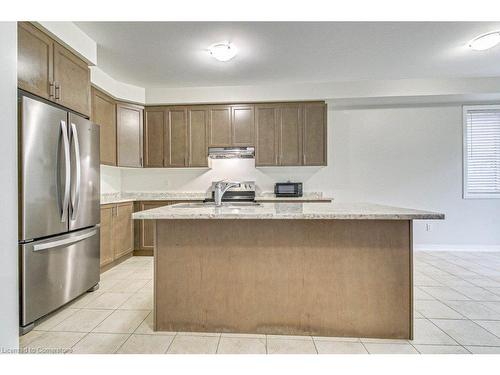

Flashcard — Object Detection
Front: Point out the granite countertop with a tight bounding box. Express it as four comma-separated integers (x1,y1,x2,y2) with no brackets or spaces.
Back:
101,192,332,204
132,202,444,221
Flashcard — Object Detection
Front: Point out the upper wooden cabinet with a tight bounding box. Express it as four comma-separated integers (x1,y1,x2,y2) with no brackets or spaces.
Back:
144,107,165,168
279,103,303,166
232,105,255,146
144,101,326,168
208,106,232,146
165,107,189,167
117,103,144,168
188,107,209,167
17,22,53,100
255,102,327,167
208,105,254,147
303,102,327,166
144,106,209,168
255,104,280,166
17,22,91,116
53,42,90,116
91,87,117,166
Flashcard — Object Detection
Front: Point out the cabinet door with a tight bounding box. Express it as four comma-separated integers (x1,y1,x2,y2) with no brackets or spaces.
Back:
231,105,254,146
117,103,144,167
53,42,90,116
165,107,188,167
138,201,172,251
100,205,114,267
17,22,54,100
303,102,327,166
279,103,303,166
144,107,165,167
91,87,116,166
188,107,208,167
113,202,133,259
255,104,279,166
208,106,231,146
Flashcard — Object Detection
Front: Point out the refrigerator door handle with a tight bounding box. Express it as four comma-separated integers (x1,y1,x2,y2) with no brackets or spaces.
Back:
70,123,81,221
60,121,71,223
32,228,98,252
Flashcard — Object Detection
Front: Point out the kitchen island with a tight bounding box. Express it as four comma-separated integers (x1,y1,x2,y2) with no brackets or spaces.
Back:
133,202,443,339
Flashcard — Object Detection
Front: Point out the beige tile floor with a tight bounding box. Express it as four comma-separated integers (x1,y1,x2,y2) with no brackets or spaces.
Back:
19,251,500,354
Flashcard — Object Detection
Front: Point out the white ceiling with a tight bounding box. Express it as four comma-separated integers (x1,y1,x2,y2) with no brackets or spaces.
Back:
75,22,500,88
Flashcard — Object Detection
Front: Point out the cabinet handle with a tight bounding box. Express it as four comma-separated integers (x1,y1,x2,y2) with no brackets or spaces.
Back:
55,82,61,100
49,82,55,98
140,156,143,167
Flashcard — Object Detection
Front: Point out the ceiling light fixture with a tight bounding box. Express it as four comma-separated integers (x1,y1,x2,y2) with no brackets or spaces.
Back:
208,41,237,62
469,31,500,51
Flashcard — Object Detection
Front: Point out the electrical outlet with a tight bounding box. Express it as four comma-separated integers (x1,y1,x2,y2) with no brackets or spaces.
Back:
425,223,431,232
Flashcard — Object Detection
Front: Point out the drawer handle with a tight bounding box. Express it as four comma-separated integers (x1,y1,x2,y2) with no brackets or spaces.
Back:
33,229,98,252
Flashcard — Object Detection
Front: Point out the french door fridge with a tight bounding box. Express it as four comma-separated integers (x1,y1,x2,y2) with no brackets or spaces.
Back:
18,94,101,332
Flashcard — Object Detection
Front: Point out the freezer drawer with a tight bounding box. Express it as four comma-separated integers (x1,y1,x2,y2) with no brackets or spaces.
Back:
20,226,100,326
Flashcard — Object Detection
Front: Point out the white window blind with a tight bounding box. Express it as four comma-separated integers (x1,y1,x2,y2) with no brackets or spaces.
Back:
463,105,500,199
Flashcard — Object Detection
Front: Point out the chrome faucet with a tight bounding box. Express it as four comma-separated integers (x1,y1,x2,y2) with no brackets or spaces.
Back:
214,180,241,206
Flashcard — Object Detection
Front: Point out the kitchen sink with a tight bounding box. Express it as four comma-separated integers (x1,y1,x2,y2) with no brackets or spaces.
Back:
172,202,261,208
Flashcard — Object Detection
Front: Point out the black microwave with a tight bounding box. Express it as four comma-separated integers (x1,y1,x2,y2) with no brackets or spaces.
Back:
274,182,303,197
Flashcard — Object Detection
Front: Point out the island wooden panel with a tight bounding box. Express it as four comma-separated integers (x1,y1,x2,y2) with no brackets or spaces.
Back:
154,219,413,339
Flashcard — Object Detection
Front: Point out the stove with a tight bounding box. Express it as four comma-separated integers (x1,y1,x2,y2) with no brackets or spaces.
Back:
204,181,256,203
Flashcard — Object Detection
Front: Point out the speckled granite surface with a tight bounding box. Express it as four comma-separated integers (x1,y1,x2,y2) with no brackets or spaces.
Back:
100,191,332,204
132,202,444,220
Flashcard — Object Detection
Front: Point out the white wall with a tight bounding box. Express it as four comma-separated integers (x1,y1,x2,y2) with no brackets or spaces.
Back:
0,22,19,350
115,104,500,250
146,77,500,105
91,67,146,104
36,22,97,65
330,105,500,250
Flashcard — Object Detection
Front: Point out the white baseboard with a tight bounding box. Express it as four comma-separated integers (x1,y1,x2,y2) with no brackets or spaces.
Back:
414,244,500,252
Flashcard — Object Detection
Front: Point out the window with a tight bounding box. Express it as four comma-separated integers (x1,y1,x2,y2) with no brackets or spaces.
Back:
463,105,500,199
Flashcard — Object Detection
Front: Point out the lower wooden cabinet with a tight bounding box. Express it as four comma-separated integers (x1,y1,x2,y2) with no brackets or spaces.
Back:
134,201,172,252
100,205,114,267
134,200,204,253
100,202,134,268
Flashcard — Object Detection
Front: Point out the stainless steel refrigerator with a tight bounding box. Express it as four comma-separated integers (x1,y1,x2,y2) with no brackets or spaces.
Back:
18,94,100,333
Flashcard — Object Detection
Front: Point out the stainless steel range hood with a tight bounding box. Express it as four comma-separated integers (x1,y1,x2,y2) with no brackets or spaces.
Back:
208,146,255,159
